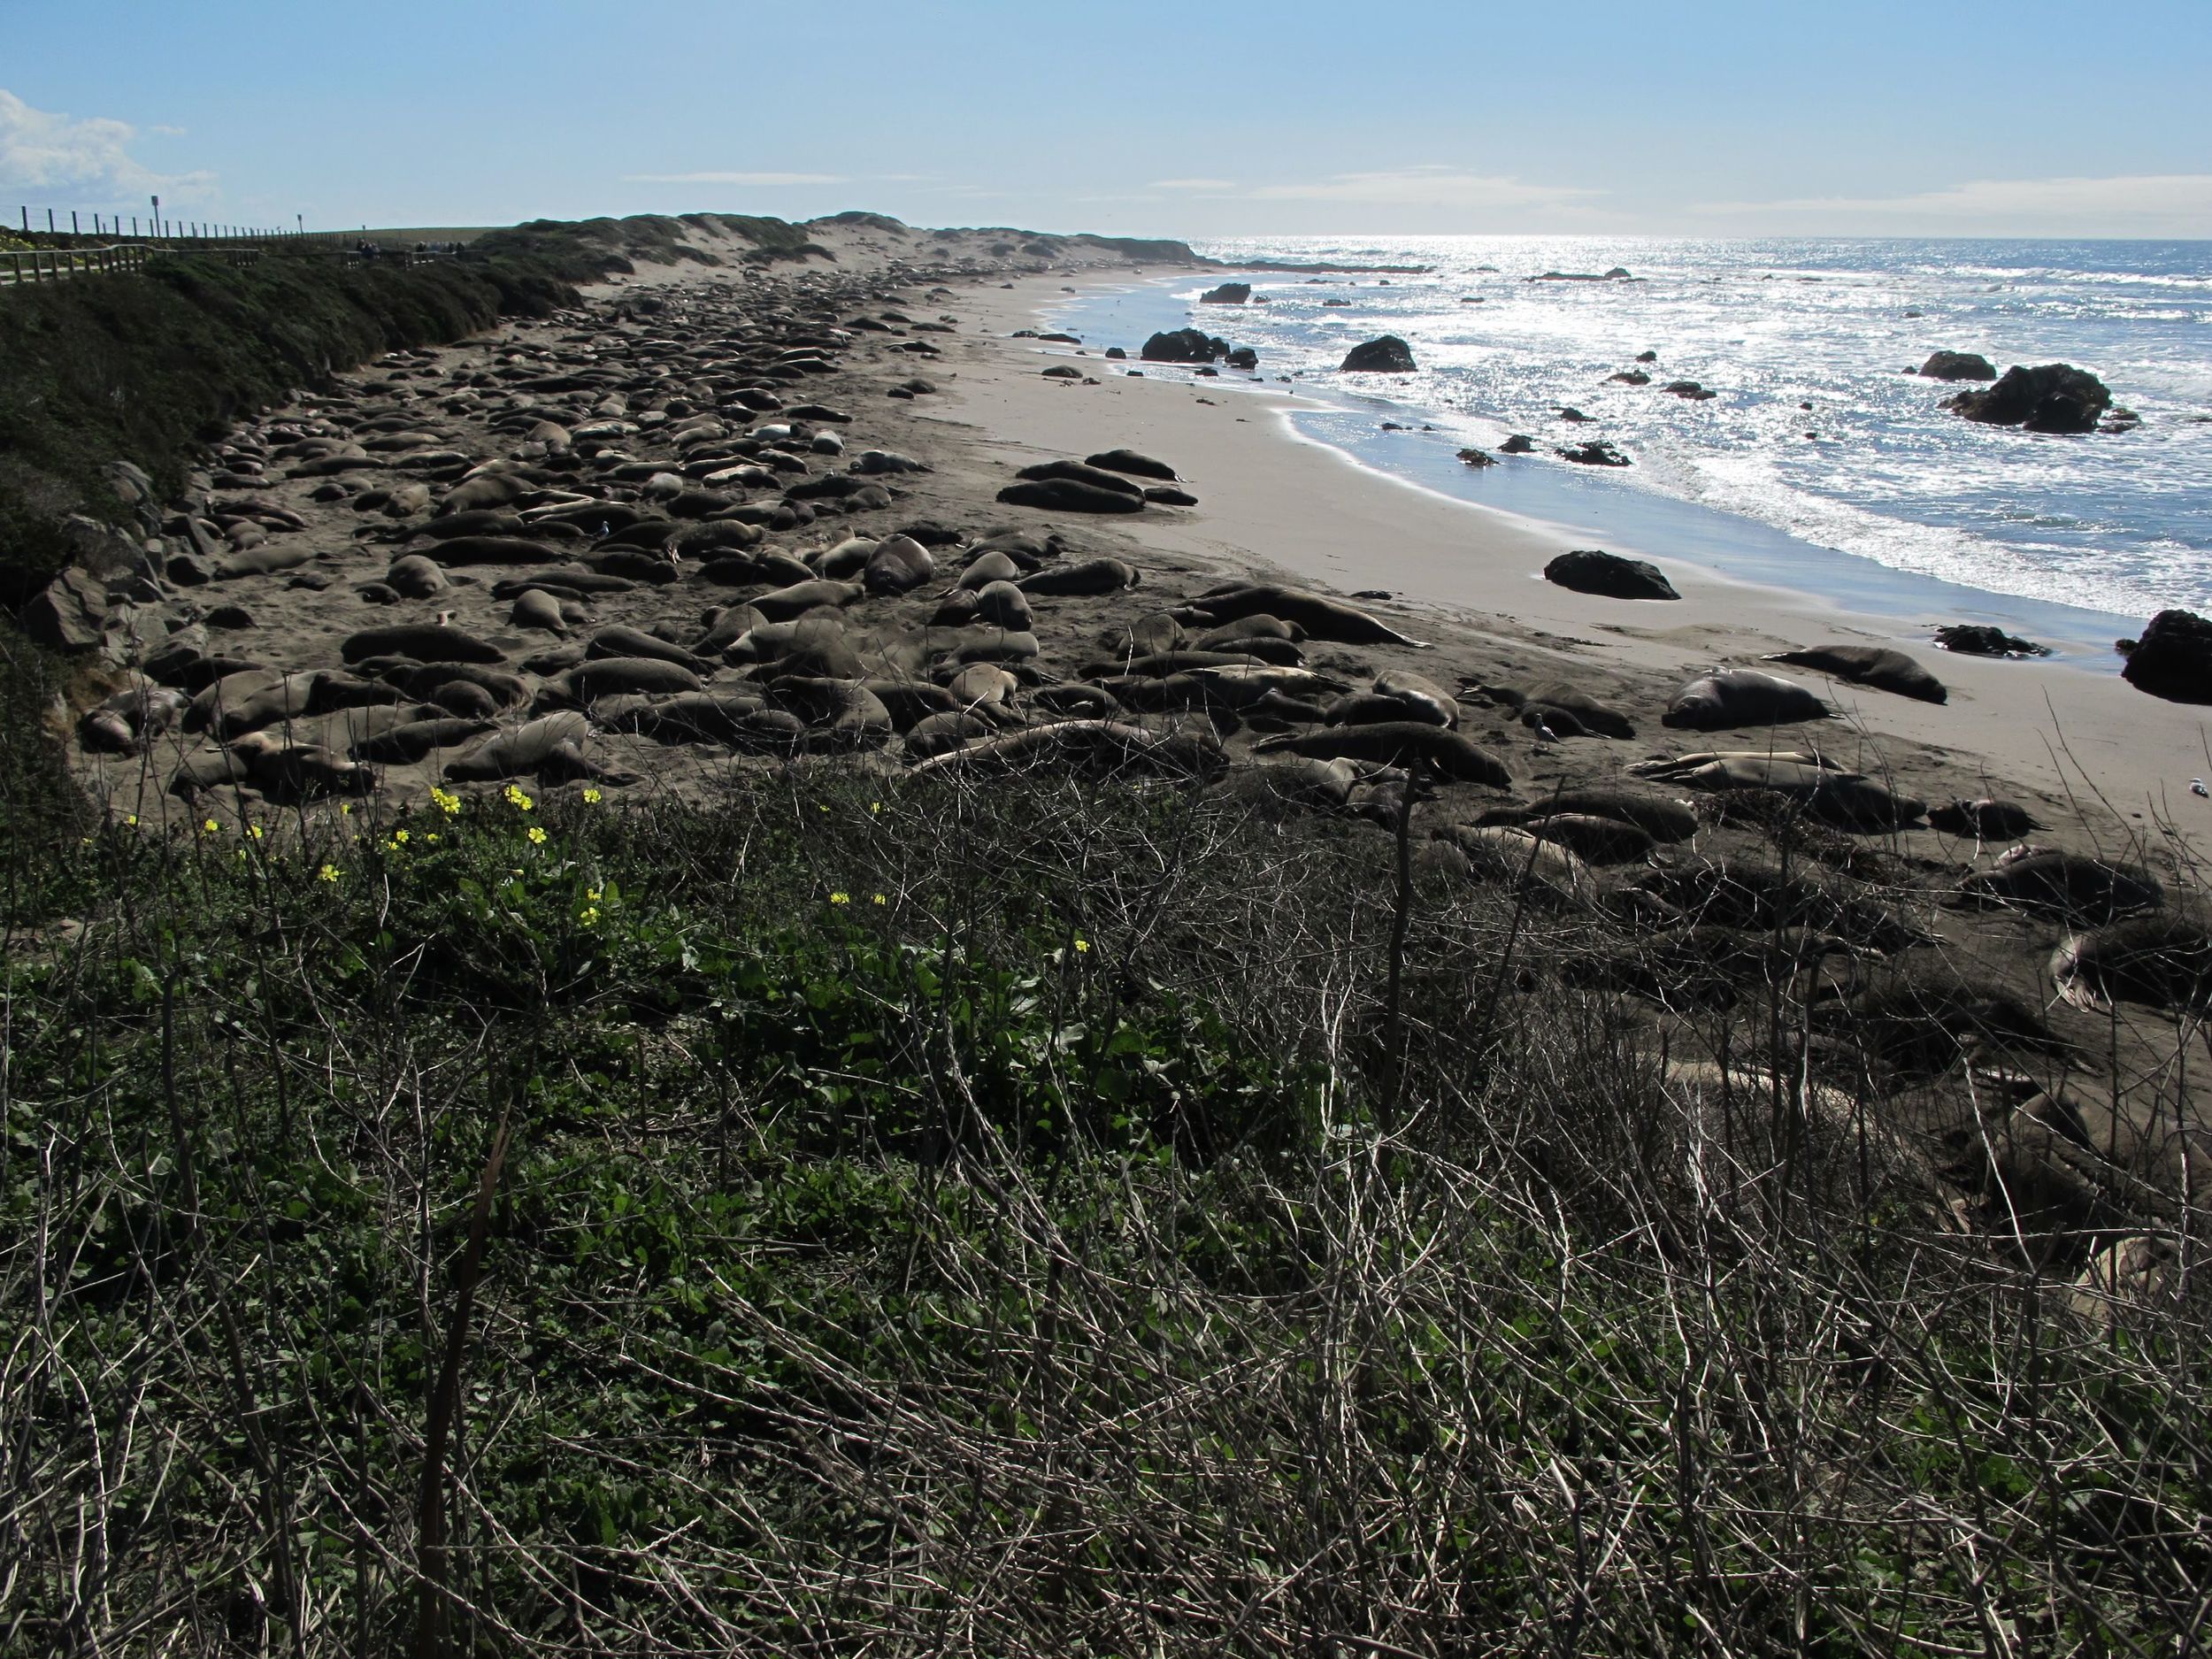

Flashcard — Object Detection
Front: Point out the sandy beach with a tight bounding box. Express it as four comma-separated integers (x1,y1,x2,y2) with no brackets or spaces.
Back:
917,270,2212,856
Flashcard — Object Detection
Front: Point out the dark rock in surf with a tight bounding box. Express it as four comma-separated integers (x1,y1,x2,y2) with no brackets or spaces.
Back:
2118,609,2212,704
1919,351,1997,382
1934,625,2048,658
1544,549,1678,602
1340,335,1417,373
1141,328,1227,364
1944,364,2112,434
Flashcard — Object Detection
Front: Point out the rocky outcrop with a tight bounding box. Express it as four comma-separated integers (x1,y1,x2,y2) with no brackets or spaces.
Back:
1141,328,1228,364
1933,625,2049,658
1919,350,1996,382
1944,364,2113,434
22,566,111,652
1340,335,1416,373
2118,610,2212,703
1544,549,1678,601
1225,346,1258,370
1199,282,1251,304
1530,267,1632,282
1556,441,1632,467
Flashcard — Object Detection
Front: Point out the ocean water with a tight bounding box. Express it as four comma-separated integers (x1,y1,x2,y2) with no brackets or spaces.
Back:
1046,236,2212,655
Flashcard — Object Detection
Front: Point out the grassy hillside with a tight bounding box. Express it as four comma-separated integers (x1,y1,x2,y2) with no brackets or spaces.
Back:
4,750,2207,1654
0,212,842,609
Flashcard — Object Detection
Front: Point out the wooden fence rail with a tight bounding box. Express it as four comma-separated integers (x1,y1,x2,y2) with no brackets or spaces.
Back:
0,243,155,286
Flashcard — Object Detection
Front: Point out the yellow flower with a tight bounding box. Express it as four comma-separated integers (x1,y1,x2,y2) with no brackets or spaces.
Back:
1073,938,1090,954
393,828,409,844
582,787,603,804
124,814,137,827
870,801,880,813
430,787,461,815
828,891,849,905
319,864,340,883
249,825,265,841
504,784,534,812
201,818,219,835
527,826,549,846
586,888,602,902
871,893,887,905
425,833,439,843
578,906,601,926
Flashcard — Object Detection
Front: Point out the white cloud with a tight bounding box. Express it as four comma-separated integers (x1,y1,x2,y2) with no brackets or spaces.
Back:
1150,177,1237,192
1248,165,1600,211
1696,173,2212,233
624,170,849,186
0,88,213,203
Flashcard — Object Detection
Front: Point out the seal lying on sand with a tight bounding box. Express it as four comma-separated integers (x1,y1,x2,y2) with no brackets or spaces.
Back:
1256,722,1511,787
909,719,1224,780
1928,799,2043,839
2051,915,2212,1013
1959,849,2164,923
1662,670,1830,730
1179,583,1427,649
1766,646,1947,705
1471,680,1635,740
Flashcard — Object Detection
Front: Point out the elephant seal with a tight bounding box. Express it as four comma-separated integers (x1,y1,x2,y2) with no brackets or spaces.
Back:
905,710,998,758
551,658,705,704
1662,670,1829,730
351,717,496,764
1086,648,1286,680
1084,449,1179,481
1766,645,1947,705
385,554,449,598
1430,825,1590,900
996,478,1146,514
1180,583,1426,649
341,624,504,667
750,578,864,621
1635,754,1923,830
1195,613,1303,649
1329,671,1458,729
864,680,960,733
586,626,707,672
691,605,771,658
1522,813,1657,864
1256,723,1511,787
615,693,774,746
956,550,1028,589
1033,683,1120,720
381,663,532,711
700,549,818,588
1959,849,2163,923
227,731,375,801
421,535,562,567
214,543,315,580
492,568,635,599
444,712,593,781
1014,460,1145,498
1473,681,1635,741
510,588,572,634
1928,799,2043,839
1486,787,1698,845
438,472,532,515
910,719,1225,780
2052,916,2212,1014
1018,558,1142,596
864,534,936,595
766,678,895,749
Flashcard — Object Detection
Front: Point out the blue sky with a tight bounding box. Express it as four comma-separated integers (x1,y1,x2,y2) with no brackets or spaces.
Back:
4,0,2209,239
